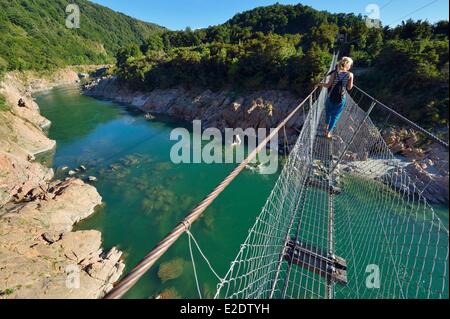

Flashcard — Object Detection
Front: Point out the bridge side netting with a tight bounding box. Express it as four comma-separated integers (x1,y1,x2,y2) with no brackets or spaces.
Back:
331,91,449,299
215,71,449,299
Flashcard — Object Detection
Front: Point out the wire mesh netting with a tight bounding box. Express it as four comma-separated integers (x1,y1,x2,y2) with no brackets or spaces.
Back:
215,56,449,299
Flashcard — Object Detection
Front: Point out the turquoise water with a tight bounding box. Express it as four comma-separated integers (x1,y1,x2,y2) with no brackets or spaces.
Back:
36,85,449,299
36,85,279,299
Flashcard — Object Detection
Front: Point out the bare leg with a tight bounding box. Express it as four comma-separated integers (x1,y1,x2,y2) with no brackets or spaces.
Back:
325,126,332,139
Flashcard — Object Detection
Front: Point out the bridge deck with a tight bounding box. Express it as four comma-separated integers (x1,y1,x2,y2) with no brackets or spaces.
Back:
272,126,338,299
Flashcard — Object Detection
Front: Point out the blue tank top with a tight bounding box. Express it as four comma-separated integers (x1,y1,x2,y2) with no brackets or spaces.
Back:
333,72,350,88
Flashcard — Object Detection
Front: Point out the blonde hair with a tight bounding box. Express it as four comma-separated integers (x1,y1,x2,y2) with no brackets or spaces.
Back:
338,57,354,71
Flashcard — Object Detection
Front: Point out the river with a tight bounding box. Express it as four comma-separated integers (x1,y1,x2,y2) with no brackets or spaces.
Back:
36,85,449,299
36,85,279,299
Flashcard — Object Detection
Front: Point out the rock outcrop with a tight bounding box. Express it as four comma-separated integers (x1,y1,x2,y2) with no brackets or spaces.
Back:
0,179,124,299
0,147,53,206
0,69,81,130
382,128,449,205
0,70,124,299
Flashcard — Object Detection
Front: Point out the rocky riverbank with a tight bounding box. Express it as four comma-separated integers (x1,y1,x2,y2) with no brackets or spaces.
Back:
0,69,124,299
382,128,449,205
83,76,303,147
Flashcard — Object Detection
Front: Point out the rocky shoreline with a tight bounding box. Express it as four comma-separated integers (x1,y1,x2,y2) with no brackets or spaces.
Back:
382,128,449,205
0,69,124,299
83,76,304,148
84,77,449,205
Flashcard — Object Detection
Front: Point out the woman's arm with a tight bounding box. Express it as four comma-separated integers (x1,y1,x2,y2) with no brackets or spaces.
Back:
317,73,336,89
347,72,354,91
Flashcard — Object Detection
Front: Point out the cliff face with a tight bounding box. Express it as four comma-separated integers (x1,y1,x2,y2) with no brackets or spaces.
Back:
0,70,124,299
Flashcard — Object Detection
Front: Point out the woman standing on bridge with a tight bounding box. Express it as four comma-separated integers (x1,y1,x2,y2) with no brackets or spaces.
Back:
317,57,354,139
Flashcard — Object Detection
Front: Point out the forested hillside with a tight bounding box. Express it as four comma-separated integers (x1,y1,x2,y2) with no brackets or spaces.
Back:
114,4,448,127
115,4,345,94
0,0,164,72
358,20,449,127
114,3,383,93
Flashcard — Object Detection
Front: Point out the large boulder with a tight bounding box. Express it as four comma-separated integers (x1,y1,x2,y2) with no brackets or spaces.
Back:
0,149,53,206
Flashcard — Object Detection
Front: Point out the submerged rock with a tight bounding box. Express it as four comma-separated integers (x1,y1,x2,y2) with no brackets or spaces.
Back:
203,284,215,299
154,162,172,172
134,179,150,192
201,213,215,230
109,163,121,171
155,287,180,299
120,155,141,167
141,186,176,215
157,258,185,283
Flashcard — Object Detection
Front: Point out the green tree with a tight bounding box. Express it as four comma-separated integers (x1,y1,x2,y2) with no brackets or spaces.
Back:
116,44,143,68
433,21,449,37
141,34,164,54
307,23,339,50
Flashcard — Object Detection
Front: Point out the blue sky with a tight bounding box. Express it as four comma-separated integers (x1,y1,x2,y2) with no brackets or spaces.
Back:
91,0,449,30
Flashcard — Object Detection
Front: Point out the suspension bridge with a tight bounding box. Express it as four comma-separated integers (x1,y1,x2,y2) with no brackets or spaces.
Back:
104,53,449,299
